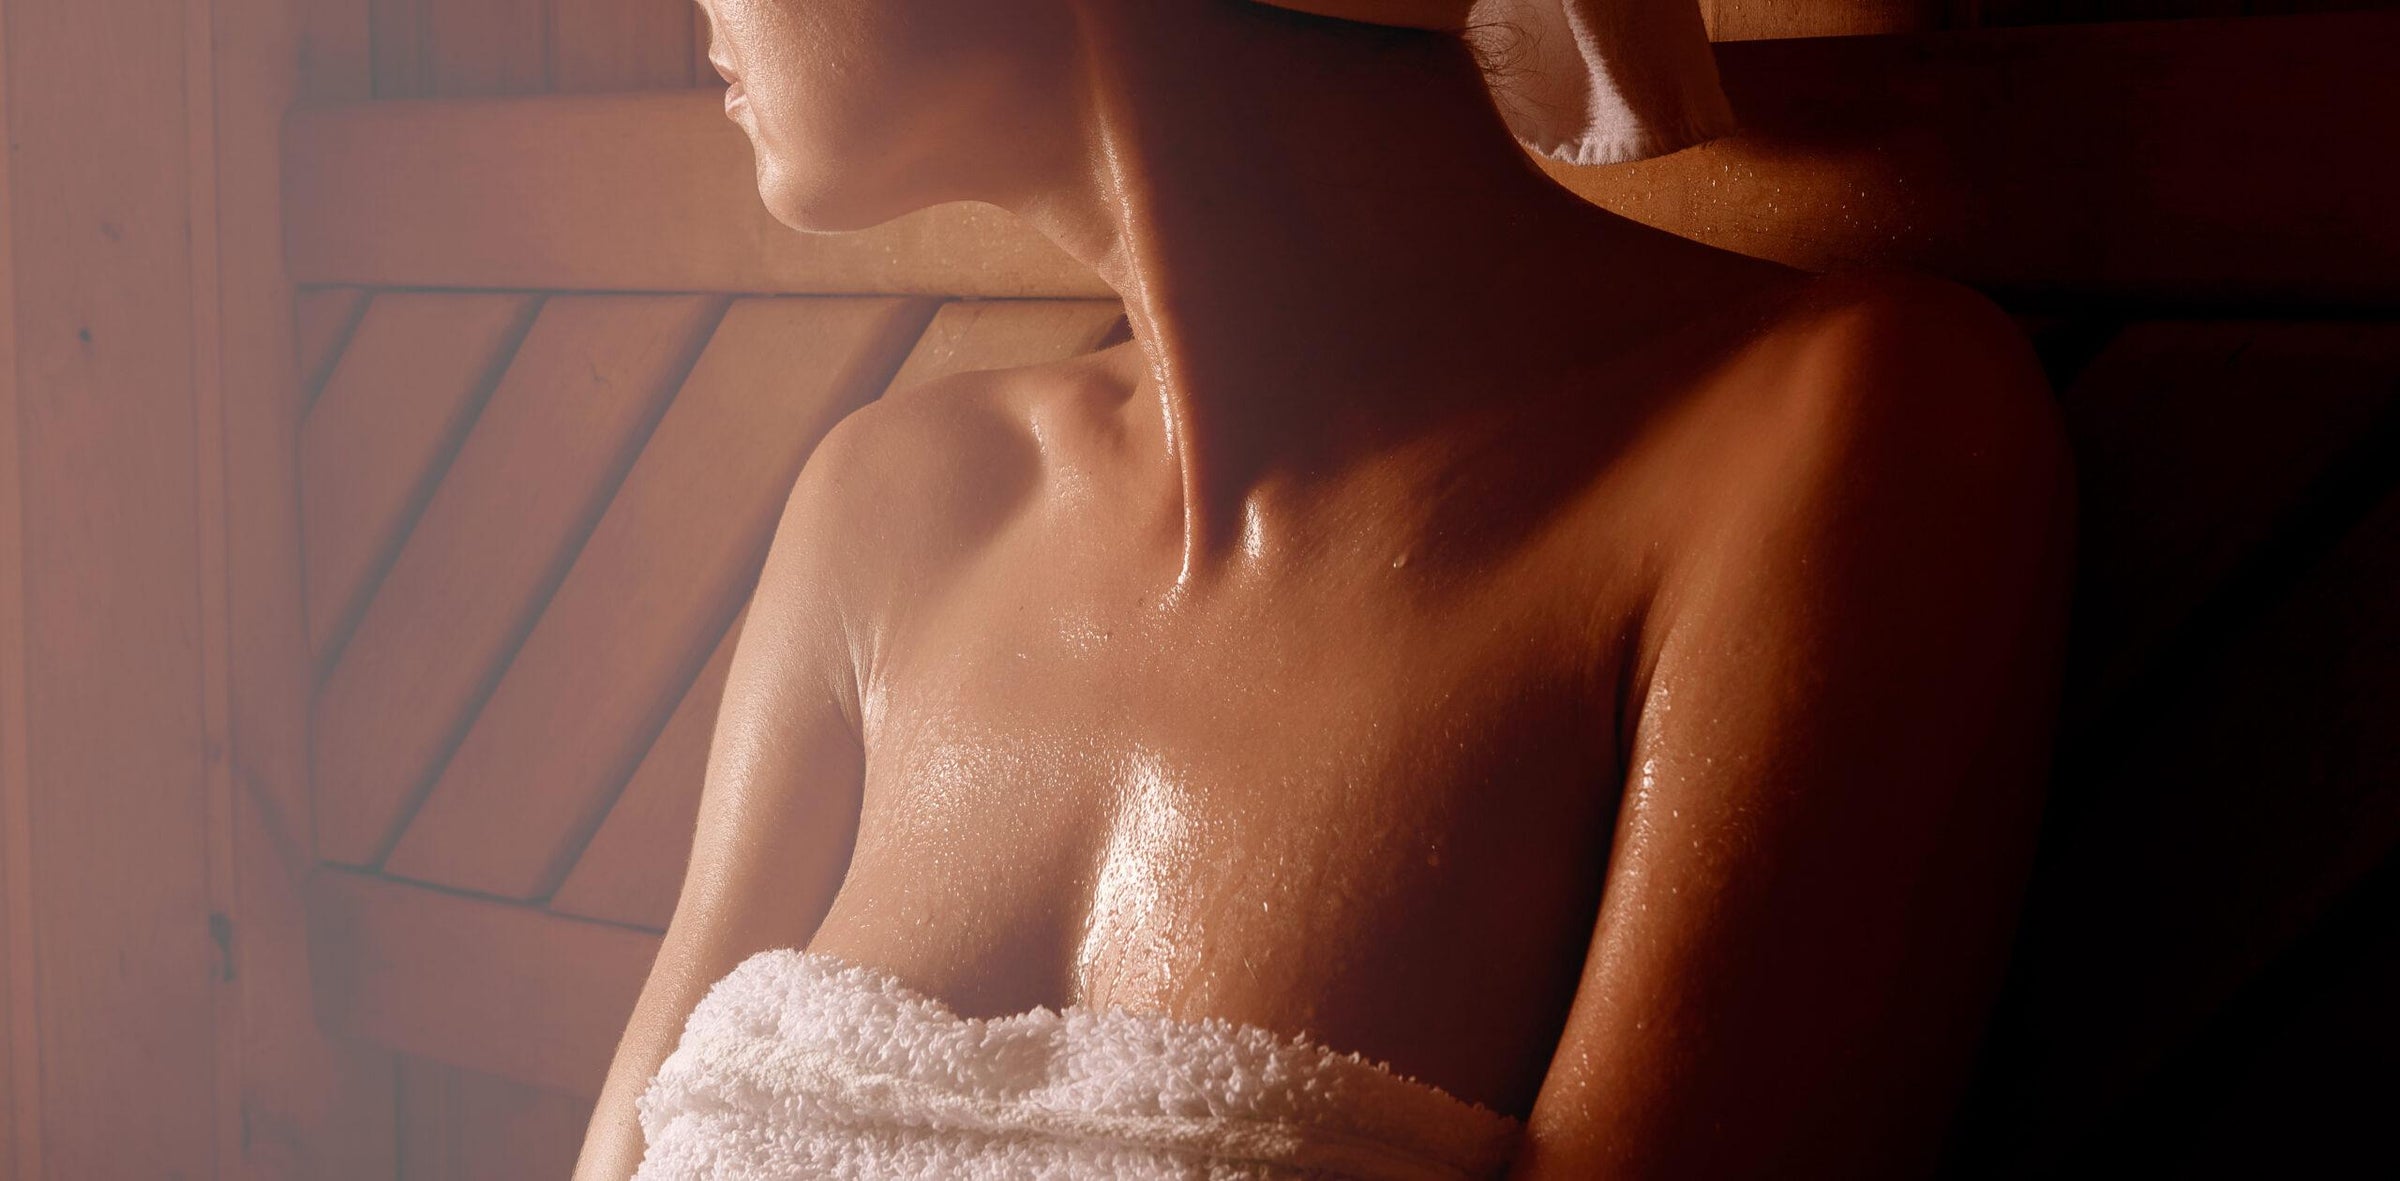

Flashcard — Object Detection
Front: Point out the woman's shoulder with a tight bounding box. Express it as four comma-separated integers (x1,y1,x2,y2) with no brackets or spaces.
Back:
1632,262,2075,623
761,347,1123,610
1679,264,2066,484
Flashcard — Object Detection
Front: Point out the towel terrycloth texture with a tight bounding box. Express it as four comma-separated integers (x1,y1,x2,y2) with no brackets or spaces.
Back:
633,948,1524,1180
1265,0,1738,165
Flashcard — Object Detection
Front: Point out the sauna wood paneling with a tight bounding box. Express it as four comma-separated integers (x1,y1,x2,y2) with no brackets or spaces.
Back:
293,286,372,408
548,605,749,930
302,0,373,102
284,89,1114,298
312,295,724,868
308,869,657,1097
423,0,547,98
399,1056,596,1181
301,292,541,664
1970,475,2400,1170
370,0,423,99
0,0,229,1172
383,296,935,901
2056,322,2400,727
545,298,1127,930
220,1,409,1172
285,13,2400,309
553,0,696,93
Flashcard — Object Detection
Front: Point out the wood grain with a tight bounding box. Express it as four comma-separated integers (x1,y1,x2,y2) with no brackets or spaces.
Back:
311,295,724,868
383,296,934,900
286,13,2400,309
284,88,1113,297
1,0,223,1171
398,1056,596,1181
546,604,748,931
301,0,374,103
307,868,658,1098
423,0,546,98
370,0,423,99
301,292,541,665
293,286,372,409
553,0,695,93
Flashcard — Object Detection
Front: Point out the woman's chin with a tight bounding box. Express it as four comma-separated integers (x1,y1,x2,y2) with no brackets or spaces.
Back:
756,163,925,236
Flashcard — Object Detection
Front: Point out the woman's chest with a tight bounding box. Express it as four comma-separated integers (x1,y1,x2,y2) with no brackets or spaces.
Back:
807,560,1637,1110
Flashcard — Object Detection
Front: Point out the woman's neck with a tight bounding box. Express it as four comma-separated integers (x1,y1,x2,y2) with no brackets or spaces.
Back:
1003,4,1693,588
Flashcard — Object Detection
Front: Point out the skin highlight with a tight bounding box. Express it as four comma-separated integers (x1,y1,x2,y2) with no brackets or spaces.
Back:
574,3,2077,1178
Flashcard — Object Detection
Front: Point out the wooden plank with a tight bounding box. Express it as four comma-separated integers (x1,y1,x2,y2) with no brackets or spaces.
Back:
547,296,1129,930
422,0,546,98
887,299,1129,391
1969,476,2400,1170
287,13,2400,308
307,869,658,1098
284,88,1112,297
301,292,540,665
218,0,405,1174
2056,322,2400,727
301,0,374,103
384,296,933,900
453,1070,597,1180
370,0,423,99
553,0,695,93
547,604,747,930
311,295,725,868
0,3,33,1167
396,1056,462,1179
2,0,228,1172
294,285,372,409
398,1057,596,1181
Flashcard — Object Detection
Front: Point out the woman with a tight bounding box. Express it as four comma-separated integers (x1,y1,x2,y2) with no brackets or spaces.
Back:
576,1,2076,1177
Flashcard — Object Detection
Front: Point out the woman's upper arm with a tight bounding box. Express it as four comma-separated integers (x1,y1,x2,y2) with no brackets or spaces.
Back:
1510,285,2078,1179
572,427,874,1181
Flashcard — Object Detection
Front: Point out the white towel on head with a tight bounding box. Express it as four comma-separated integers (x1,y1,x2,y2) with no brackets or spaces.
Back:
1469,0,1737,165
633,948,1525,1179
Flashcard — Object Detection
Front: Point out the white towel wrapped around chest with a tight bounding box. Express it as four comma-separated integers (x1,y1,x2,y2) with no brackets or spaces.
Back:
633,949,1524,1180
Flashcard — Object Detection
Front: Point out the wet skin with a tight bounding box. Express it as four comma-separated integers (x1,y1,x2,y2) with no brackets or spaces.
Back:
577,3,2078,1179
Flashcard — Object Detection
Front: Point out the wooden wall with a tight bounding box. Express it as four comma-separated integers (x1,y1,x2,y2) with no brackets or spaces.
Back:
278,3,2400,1179
0,0,408,1177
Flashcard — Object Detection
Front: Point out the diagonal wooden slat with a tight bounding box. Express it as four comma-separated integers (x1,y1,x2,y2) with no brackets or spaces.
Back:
543,298,1129,931
2056,322,2400,728
306,869,656,1099
383,296,935,900
546,603,748,931
301,292,540,666
312,294,726,868
286,13,2400,308
552,0,695,93
293,286,371,408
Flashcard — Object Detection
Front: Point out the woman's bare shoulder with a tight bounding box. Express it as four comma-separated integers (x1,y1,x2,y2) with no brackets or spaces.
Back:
751,350,1114,626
